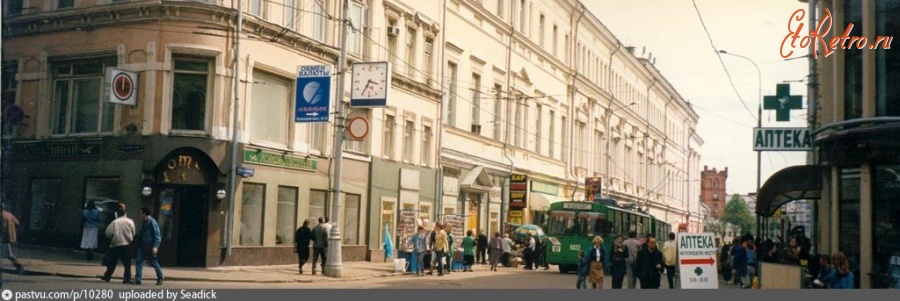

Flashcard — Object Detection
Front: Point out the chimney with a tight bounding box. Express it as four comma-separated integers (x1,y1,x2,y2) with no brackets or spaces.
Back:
704,165,708,171
626,46,635,55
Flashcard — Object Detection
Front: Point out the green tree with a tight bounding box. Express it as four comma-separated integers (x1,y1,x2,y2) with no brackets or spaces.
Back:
722,194,754,236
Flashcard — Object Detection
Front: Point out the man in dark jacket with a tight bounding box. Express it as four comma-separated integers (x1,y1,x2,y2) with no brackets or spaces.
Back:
476,229,488,265
311,217,329,275
295,220,313,274
134,207,163,285
636,235,665,289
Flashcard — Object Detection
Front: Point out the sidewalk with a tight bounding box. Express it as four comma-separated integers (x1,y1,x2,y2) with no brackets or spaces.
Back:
0,244,402,283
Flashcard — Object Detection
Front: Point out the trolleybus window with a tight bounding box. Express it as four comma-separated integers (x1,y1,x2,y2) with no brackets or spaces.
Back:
548,211,575,235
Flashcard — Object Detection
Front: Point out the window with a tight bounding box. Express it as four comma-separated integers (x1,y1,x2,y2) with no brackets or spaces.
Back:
420,204,431,221
564,34,570,64
240,183,265,246
594,130,602,171
58,0,73,9
51,59,116,135
539,14,545,47
576,121,586,167
4,0,22,15
250,0,263,16
406,27,417,77
844,0,863,120
344,194,360,245
493,84,502,140
552,25,558,56
250,70,290,146
309,189,327,227
519,0,526,32
876,1,900,117
30,179,62,231
422,125,432,166
839,168,861,275
497,0,504,19
490,212,499,236
348,3,366,57
2,63,17,137
313,0,328,42
343,104,367,153
171,57,210,131
514,97,522,147
471,74,481,129
309,123,326,152
425,38,435,84
388,19,399,66
383,114,395,159
549,110,555,158
284,0,297,30
276,186,298,245
561,116,568,161
403,119,414,163
445,62,457,126
535,103,542,153
381,200,396,247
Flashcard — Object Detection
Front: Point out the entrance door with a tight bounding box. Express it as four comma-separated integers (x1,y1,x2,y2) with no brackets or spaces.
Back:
157,186,208,267
467,194,480,234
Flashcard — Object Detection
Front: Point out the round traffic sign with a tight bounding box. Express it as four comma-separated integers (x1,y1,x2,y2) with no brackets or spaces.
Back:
347,117,369,140
112,72,135,100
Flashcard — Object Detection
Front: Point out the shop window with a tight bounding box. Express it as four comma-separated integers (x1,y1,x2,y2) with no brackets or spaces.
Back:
343,193,360,245
839,168,861,275
240,183,265,246
84,177,121,228
309,189,327,227
29,179,62,231
276,186,298,245
382,200,396,247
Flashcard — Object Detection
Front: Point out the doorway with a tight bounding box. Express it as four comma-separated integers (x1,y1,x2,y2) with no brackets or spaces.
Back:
157,186,209,267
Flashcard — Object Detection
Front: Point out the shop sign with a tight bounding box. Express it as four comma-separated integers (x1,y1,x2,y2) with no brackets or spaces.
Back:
509,174,528,209
11,142,102,158
243,149,317,172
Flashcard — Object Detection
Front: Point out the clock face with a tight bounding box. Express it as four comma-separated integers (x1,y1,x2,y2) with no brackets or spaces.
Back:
351,62,389,100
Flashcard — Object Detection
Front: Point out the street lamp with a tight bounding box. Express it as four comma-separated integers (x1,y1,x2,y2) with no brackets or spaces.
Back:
718,49,762,238
604,101,637,200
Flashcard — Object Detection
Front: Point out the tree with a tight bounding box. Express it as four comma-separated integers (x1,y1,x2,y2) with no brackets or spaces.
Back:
722,194,754,237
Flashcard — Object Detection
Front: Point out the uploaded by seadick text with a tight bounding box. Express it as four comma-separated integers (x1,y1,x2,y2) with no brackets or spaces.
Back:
3,289,216,301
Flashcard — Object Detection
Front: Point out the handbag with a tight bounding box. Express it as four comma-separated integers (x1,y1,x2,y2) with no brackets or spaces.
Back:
101,254,112,266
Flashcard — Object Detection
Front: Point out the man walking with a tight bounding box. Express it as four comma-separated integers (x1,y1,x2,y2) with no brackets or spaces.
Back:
101,205,135,284
311,217,328,275
294,220,312,274
623,231,641,288
636,235,665,289
433,223,448,276
134,207,164,285
501,234,513,267
663,232,678,289
1,210,24,274
476,229,488,265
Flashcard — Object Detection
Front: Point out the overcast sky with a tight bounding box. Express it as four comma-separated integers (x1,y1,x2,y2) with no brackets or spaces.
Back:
585,0,811,195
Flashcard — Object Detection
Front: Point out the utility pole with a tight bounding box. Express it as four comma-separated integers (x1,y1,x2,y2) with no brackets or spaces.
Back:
225,0,244,257
325,0,350,278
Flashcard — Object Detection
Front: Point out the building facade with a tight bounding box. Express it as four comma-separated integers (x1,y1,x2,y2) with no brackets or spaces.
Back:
700,166,728,219
1,0,703,266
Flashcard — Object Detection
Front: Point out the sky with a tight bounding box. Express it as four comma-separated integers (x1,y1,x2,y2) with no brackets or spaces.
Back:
585,0,811,195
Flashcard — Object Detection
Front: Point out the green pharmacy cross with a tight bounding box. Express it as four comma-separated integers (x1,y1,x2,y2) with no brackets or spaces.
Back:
763,83,803,122
694,267,703,276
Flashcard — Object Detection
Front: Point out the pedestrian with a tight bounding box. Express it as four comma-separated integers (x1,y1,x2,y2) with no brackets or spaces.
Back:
501,233,513,268
537,237,549,270
462,230,476,272
428,226,437,275
810,254,836,288
635,235,665,289
830,252,855,289
81,201,101,261
476,229,488,265
1,209,24,274
311,217,328,275
524,234,536,270
294,219,312,274
433,223,448,276
610,234,629,289
663,232,678,289
782,236,801,266
489,231,502,271
745,235,757,280
410,226,427,276
721,242,732,283
134,207,164,286
730,237,749,288
586,236,606,289
622,230,641,288
322,217,332,235
576,251,589,289
445,225,455,274
101,205,135,284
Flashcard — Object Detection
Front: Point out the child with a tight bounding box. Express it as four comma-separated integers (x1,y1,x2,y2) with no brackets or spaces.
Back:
576,251,589,289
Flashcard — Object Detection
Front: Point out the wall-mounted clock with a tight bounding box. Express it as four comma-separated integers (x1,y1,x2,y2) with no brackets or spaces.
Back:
350,61,391,107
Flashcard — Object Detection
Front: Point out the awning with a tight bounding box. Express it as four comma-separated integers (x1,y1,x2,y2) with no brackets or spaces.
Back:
530,192,568,211
757,165,823,217
460,166,493,193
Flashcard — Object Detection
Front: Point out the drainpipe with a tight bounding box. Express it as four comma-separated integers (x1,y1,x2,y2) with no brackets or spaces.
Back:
660,96,674,210
686,128,696,230
435,0,448,220
644,79,657,207
567,4,587,200
501,0,515,228
224,0,244,258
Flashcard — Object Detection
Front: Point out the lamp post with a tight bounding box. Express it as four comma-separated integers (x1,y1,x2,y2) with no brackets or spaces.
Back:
604,101,636,200
718,50,762,238
325,0,351,278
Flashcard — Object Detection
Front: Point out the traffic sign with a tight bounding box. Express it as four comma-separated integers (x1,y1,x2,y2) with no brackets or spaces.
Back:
677,232,719,289
347,116,369,140
295,65,332,123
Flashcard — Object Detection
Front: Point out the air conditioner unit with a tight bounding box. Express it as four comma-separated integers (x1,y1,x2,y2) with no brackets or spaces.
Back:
471,124,482,134
387,26,401,37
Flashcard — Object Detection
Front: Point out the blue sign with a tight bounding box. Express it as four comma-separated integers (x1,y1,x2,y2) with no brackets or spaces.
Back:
295,65,332,123
236,166,255,178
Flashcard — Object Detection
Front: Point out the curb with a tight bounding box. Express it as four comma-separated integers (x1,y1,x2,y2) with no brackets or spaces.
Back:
2,267,404,284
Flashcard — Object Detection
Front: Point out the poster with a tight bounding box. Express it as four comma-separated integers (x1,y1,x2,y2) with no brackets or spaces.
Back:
397,210,417,252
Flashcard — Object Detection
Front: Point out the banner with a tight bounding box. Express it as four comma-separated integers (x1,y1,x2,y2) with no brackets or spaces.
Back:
509,174,527,209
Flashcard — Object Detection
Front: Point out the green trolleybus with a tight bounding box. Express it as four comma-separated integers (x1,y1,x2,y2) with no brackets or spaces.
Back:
544,199,672,273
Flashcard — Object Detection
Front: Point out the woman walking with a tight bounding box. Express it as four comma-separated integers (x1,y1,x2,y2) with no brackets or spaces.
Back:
830,252,855,289
81,201,101,261
610,234,629,289
586,236,606,289
294,220,312,274
488,232,503,271
462,230,476,272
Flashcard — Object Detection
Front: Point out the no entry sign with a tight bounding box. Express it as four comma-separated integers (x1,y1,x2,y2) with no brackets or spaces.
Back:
677,232,719,289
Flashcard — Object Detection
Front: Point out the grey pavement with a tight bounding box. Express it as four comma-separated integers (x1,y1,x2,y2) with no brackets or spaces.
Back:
0,244,400,283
